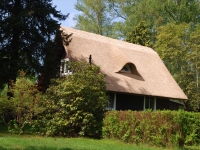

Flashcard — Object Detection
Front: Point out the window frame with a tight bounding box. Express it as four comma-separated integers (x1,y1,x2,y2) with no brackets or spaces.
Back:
106,93,116,110
143,96,156,111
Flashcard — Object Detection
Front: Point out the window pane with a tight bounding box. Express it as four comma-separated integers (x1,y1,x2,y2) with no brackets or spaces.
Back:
109,99,114,108
145,98,149,109
145,97,154,110
150,98,154,110
61,62,64,73
107,93,114,109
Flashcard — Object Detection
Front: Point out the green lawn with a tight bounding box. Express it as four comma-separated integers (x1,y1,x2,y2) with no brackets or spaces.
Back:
0,134,159,150
1,134,200,150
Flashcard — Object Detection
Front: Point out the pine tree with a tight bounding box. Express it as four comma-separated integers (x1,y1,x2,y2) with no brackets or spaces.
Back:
0,0,67,89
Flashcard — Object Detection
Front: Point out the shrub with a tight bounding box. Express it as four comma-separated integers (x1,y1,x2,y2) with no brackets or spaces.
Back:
0,84,13,124
103,110,200,147
0,71,45,133
35,62,108,138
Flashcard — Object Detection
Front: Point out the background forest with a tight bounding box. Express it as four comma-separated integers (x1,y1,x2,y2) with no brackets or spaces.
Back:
73,0,200,111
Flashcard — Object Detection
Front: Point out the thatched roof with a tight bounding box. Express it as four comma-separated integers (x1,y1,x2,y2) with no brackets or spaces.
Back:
61,26,188,100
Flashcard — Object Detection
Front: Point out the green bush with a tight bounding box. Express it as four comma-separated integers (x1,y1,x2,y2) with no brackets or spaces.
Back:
103,110,200,147
0,71,45,133
0,85,14,124
35,62,108,138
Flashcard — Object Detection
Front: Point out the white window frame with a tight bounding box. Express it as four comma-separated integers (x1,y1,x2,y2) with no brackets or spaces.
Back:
106,93,116,110
60,58,72,76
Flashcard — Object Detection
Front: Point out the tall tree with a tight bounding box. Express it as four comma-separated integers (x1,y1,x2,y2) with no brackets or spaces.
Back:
105,0,200,39
155,23,200,111
0,0,67,89
39,29,73,91
74,0,115,37
151,0,200,25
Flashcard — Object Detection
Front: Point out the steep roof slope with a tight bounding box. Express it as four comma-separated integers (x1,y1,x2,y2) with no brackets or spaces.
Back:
61,26,188,100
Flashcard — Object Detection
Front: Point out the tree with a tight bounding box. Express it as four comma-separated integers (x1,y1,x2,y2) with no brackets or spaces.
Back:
105,0,158,40
74,0,115,37
126,21,152,47
151,0,200,25
37,29,73,92
104,0,200,40
155,22,200,111
36,62,108,138
0,0,67,89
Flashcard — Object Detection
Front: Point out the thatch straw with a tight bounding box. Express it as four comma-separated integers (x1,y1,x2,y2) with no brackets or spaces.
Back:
61,26,187,100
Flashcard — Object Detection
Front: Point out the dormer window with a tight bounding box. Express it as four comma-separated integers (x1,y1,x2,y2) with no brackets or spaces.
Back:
119,63,140,76
121,64,131,73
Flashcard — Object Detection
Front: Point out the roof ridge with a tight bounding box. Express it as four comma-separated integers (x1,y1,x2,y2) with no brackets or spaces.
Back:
60,26,156,55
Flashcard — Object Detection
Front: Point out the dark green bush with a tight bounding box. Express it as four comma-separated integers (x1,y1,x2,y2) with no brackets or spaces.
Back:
35,62,108,138
103,110,200,147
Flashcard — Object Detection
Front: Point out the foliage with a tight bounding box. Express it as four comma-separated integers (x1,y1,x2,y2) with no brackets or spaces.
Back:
126,21,152,47
74,0,117,37
151,0,200,24
106,0,155,39
74,0,200,42
74,0,200,44
35,62,108,138
0,71,45,133
155,22,200,111
0,0,67,89
105,0,200,39
103,110,200,148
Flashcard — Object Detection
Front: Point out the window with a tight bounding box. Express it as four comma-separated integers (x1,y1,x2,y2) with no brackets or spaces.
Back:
108,98,114,109
60,58,72,76
61,61,65,73
121,64,131,73
144,96,156,111
119,63,140,76
106,93,116,110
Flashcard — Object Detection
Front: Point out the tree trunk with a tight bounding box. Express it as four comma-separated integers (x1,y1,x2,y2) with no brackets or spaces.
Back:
7,0,21,97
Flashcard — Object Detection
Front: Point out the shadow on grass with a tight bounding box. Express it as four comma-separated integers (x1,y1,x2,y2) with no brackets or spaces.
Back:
0,146,74,150
182,147,200,150
0,146,7,150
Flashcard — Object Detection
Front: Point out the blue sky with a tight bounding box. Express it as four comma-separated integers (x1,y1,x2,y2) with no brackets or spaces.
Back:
52,0,79,27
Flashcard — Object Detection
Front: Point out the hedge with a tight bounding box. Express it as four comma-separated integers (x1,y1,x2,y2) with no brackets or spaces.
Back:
103,110,200,147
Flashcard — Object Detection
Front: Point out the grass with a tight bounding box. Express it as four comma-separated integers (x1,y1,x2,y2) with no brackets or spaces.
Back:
1,133,200,150
0,134,161,150
0,135,173,150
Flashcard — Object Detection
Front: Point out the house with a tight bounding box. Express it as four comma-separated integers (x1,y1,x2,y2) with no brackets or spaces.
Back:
59,26,188,111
